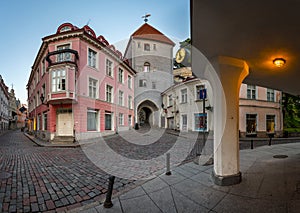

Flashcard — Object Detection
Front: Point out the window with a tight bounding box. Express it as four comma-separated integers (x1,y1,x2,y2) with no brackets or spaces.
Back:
118,90,124,106
246,114,257,134
119,113,124,125
37,91,40,106
52,70,66,92
89,78,98,99
266,115,275,133
42,112,47,130
128,96,132,109
128,75,132,89
153,44,156,50
144,62,150,72
87,109,99,131
60,26,71,32
144,43,150,51
105,112,112,130
57,44,71,62
181,88,187,103
196,85,205,100
139,79,147,87
267,89,275,102
247,85,256,99
118,68,124,83
42,60,46,76
36,69,40,83
37,114,41,131
106,59,113,77
88,48,97,68
106,85,113,103
42,84,46,98
168,95,173,107
137,42,141,48
152,82,156,89
182,114,187,131
194,113,207,131
128,115,132,126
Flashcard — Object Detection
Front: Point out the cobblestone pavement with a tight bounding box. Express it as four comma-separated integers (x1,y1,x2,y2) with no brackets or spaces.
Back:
0,129,205,212
0,131,138,212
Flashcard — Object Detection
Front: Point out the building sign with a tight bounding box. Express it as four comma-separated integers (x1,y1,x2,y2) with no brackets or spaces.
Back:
199,88,207,100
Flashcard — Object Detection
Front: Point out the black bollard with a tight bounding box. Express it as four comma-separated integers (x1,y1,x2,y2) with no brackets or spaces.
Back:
250,139,254,149
103,176,115,208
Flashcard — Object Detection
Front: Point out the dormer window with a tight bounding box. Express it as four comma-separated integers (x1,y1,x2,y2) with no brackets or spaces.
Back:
60,26,71,33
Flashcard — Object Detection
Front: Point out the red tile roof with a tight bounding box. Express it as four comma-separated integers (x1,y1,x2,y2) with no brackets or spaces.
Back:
131,23,174,46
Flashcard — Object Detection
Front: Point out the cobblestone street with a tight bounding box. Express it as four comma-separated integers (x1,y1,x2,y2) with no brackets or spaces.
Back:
0,129,204,212
0,131,138,212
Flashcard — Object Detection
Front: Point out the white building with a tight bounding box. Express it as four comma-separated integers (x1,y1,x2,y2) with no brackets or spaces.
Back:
124,22,174,127
161,77,213,132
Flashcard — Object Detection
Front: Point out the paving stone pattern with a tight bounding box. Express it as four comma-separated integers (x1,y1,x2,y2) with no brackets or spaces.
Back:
0,131,136,212
0,129,206,212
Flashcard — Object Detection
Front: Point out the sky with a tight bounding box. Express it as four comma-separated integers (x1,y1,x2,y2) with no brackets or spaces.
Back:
0,0,190,104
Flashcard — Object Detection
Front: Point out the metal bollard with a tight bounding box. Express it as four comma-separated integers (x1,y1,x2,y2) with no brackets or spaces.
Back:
251,139,254,149
165,153,171,175
103,176,115,208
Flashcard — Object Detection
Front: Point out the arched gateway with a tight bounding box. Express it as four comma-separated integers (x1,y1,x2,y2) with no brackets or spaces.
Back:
136,100,159,127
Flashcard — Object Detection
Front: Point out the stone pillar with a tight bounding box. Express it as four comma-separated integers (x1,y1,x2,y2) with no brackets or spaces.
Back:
211,56,249,185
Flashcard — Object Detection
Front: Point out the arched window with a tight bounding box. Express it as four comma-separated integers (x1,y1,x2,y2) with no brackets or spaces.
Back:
144,62,150,72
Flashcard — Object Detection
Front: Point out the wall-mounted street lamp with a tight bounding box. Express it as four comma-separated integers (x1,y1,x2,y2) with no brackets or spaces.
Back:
205,105,213,112
40,93,48,106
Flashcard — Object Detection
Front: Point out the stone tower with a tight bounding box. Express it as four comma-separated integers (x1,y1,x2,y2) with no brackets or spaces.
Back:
124,23,175,127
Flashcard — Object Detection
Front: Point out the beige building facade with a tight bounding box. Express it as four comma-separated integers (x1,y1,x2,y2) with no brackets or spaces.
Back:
161,75,282,138
239,83,282,137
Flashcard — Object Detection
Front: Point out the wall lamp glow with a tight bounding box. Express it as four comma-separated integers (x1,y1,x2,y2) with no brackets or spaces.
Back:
273,58,286,67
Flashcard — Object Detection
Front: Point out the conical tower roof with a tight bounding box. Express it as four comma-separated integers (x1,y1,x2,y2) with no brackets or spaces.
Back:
131,23,174,46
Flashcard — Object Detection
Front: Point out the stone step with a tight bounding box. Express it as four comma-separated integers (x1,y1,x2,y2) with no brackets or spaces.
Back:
52,136,74,143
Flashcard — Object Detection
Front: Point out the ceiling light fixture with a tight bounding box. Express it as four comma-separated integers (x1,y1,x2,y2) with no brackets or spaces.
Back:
273,58,286,67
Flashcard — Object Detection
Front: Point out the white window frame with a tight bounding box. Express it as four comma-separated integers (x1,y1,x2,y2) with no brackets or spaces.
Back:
247,85,256,100
106,58,113,77
182,114,187,131
42,112,47,131
88,48,97,68
88,77,98,99
128,75,132,89
144,62,150,72
128,95,132,109
118,90,124,106
87,109,99,131
51,69,66,92
118,68,124,83
267,89,275,102
106,84,113,103
181,88,187,103
139,79,147,87
119,113,124,126
57,44,71,62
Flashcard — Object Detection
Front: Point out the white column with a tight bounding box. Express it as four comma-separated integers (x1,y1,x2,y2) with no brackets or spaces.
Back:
211,56,249,185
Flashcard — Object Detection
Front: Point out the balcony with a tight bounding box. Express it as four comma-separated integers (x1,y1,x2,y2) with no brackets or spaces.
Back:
46,49,79,67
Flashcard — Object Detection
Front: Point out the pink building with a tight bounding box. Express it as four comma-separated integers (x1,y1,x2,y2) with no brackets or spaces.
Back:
27,23,136,143
239,83,283,137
